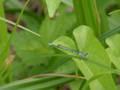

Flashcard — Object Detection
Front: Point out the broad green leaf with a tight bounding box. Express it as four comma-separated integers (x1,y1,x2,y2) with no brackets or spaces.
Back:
106,34,120,56
106,34,120,70
52,25,116,90
39,12,76,44
52,36,76,55
73,26,116,90
45,0,61,17
13,32,53,66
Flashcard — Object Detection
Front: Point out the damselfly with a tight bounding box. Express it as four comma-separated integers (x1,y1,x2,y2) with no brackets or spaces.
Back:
49,43,88,60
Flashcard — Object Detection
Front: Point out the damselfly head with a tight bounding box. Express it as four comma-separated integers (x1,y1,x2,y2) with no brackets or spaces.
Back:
79,52,88,60
48,43,54,46
48,43,58,47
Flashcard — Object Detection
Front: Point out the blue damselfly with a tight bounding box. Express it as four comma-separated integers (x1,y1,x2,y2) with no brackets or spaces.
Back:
49,43,88,59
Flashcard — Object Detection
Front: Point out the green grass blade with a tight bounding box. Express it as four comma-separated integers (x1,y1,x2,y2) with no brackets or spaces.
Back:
0,77,73,90
0,0,9,84
0,17,40,37
73,0,101,36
